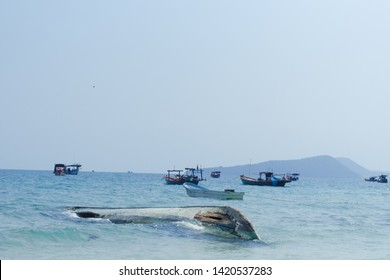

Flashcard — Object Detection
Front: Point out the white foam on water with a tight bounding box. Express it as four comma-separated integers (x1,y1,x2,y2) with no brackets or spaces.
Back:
174,220,205,231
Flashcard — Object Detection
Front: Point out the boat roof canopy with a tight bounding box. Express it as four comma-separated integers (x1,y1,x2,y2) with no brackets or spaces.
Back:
185,167,203,171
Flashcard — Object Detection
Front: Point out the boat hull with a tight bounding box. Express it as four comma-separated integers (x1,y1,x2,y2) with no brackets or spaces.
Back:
164,176,185,185
164,176,200,185
69,206,258,240
66,169,79,175
240,175,290,187
183,183,244,200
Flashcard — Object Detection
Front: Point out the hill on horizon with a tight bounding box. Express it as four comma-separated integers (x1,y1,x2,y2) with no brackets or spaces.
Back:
204,155,380,179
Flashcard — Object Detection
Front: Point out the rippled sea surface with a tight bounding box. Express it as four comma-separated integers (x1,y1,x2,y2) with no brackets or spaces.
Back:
1,169,389,259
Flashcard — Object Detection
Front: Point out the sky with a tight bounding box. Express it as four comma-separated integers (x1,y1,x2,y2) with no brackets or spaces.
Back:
1,0,390,173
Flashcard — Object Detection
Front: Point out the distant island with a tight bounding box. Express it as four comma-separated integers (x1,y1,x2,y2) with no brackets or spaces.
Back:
204,155,386,179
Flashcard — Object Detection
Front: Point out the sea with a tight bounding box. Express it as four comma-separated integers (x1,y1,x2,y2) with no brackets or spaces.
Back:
1,169,390,260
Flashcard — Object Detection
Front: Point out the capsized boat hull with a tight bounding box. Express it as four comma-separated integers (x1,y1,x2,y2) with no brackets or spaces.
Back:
69,206,258,240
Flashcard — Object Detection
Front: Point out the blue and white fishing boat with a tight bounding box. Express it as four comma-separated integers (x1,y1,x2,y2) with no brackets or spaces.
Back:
240,172,291,187
65,164,82,175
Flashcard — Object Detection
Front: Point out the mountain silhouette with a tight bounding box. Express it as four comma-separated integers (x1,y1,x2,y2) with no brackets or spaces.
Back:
204,155,378,179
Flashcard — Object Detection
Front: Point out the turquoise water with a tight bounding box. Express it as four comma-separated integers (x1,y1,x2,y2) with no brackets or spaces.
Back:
1,169,389,259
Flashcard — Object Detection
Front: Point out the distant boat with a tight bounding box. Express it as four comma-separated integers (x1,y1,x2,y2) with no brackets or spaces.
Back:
210,171,221,178
183,182,244,200
54,163,81,176
54,164,66,176
286,173,300,181
164,167,204,185
240,172,291,187
365,175,388,183
65,164,81,175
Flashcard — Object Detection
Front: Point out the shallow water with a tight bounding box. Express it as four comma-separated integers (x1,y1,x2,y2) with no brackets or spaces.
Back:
1,170,389,259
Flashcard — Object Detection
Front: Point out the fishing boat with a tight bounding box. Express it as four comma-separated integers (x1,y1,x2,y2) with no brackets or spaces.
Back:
183,182,244,200
53,163,81,175
53,164,66,176
65,164,82,175
286,173,300,181
240,172,291,187
210,171,221,178
164,169,185,184
164,167,204,185
365,175,388,183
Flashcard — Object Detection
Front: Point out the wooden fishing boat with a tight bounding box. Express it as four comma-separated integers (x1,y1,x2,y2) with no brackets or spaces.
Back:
183,182,244,200
240,172,291,187
53,164,66,176
164,167,204,185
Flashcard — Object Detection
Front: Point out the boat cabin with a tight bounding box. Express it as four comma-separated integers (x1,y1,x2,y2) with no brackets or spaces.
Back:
65,164,82,175
185,167,204,182
54,164,66,175
258,172,274,181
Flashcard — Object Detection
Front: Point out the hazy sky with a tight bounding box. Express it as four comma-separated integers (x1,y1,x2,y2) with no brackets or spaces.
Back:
1,0,390,173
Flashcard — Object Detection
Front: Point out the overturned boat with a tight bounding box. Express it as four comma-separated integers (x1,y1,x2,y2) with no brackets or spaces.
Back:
69,206,259,240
